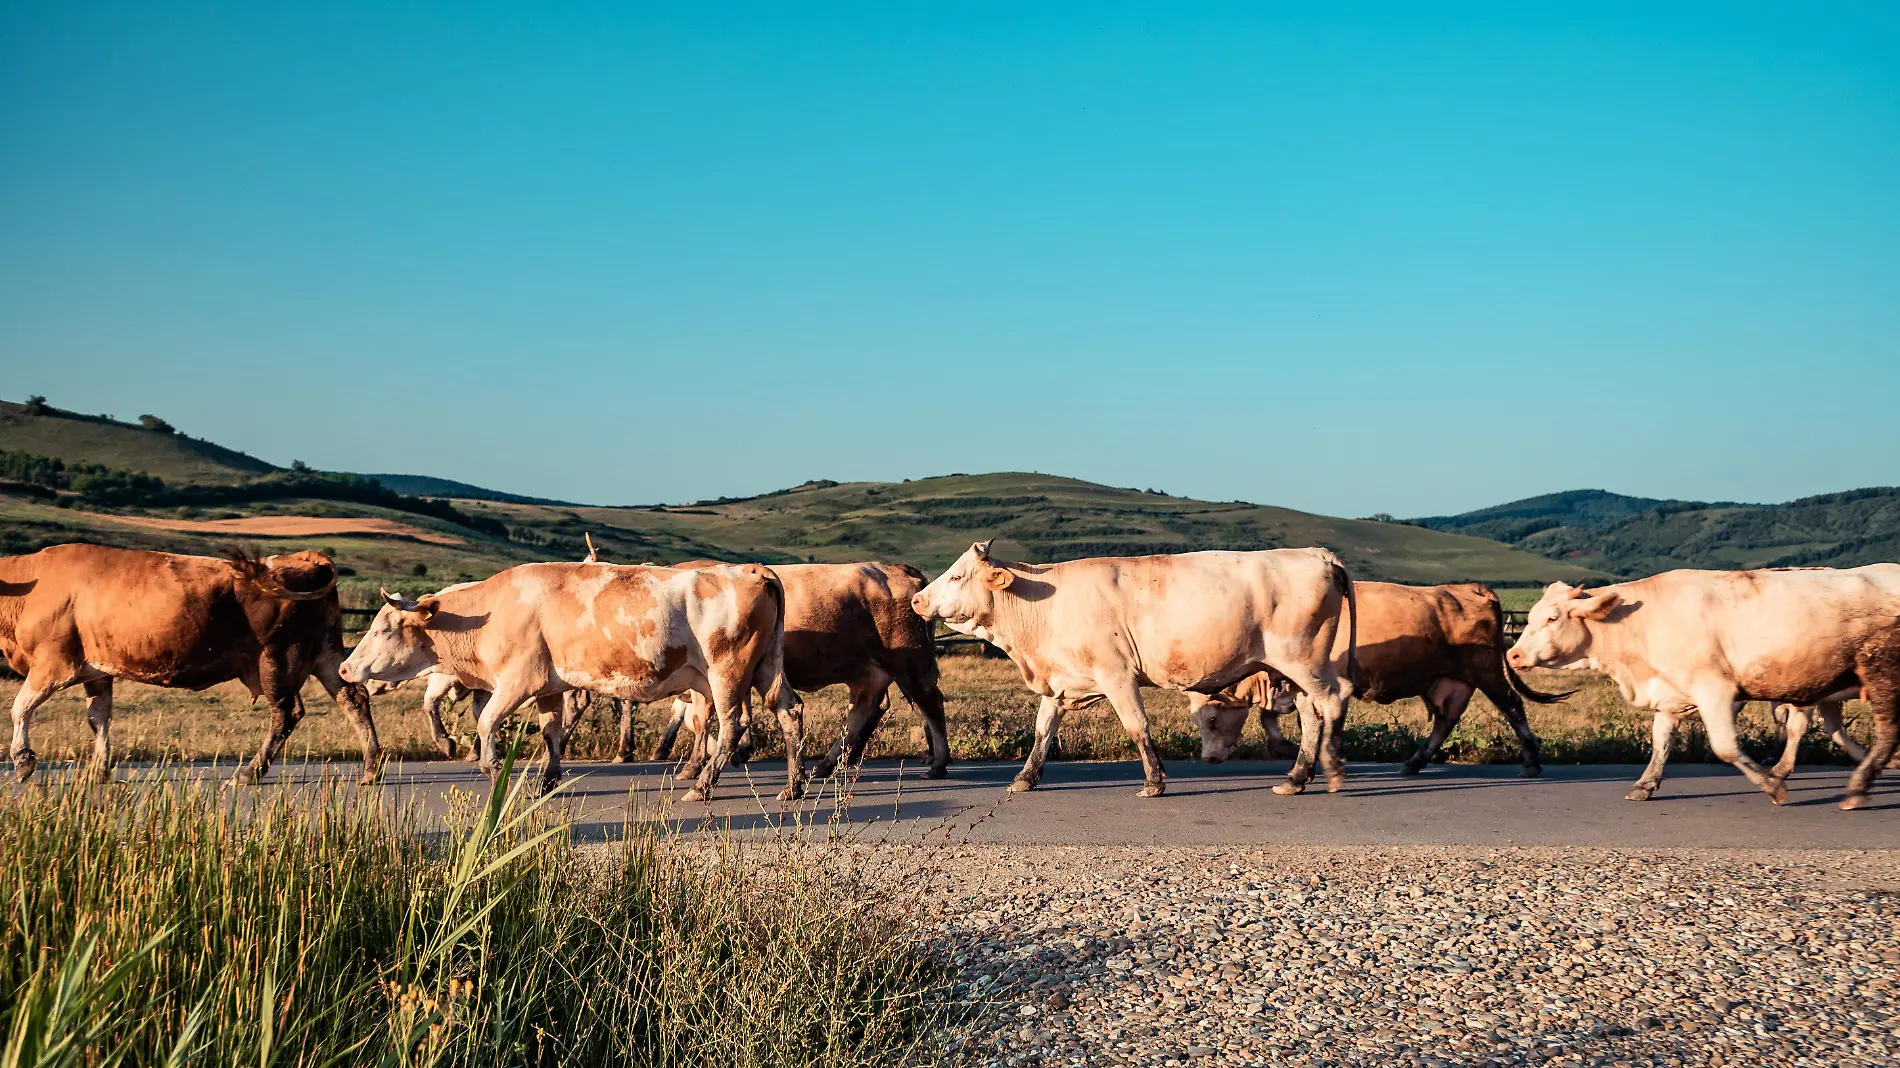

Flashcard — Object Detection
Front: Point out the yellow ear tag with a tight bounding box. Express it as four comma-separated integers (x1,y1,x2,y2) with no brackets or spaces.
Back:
984,567,1015,591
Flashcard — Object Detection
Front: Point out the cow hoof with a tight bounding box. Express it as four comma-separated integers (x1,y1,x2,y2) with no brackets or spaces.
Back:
1325,774,1346,794
811,760,839,779
1399,762,1425,776
729,745,755,767
925,765,949,780
1840,794,1865,812
1007,776,1037,794
1625,787,1654,802
1271,781,1306,796
86,764,112,786
439,740,459,761
11,751,36,784
1768,781,1788,805
777,784,805,802
1137,782,1165,798
681,788,709,803
1521,765,1544,779
611,752,635,765
477,764,502,783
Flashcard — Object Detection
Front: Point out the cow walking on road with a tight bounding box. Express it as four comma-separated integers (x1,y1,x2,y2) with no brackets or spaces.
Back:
1191,582,1570,777
0,544,382,785
1507,567,1900,810
911,541,1356,798
339,560,799,799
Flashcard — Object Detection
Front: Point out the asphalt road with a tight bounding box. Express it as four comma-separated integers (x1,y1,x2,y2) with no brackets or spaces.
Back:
125,755,1900,850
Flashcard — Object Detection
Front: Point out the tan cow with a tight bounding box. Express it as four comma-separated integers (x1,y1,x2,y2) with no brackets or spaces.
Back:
339,561,799,799
1507,567,1900,810
911,541,1356,798
652,560,950,781
0,543,382,785
1191,582,1570,776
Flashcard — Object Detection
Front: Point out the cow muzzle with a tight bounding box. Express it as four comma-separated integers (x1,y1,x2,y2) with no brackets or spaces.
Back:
338,661,361,684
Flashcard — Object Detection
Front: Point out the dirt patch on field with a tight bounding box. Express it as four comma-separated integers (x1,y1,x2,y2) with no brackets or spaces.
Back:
90,512,465,546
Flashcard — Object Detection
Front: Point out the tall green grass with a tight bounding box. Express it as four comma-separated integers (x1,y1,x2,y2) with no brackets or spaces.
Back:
0,747,954,1067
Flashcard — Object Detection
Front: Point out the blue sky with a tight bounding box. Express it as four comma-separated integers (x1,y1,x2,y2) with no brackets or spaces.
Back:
3,3,1895,514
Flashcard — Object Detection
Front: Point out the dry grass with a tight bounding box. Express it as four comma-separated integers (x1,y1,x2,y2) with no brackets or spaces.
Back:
1,657,1875,770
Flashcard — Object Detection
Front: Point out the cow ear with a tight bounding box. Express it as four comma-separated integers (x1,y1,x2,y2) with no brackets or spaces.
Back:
984,565,1015,591
411,595,440,623
1571,591,1621,620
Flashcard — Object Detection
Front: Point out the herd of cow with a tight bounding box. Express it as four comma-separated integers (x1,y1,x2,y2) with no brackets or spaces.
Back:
1,539,1896,810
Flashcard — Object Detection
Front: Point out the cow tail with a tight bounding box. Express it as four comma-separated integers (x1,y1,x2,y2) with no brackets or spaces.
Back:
1506,660,1576,704
747,566,798,714
1329,555,1359,695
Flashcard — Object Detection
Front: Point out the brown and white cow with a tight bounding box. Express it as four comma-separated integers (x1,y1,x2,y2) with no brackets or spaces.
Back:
911,541,1356,797
1191,582,1569,776
1507,567,1900,810
652,560,950,781
339,560,799,799
0,543,382,785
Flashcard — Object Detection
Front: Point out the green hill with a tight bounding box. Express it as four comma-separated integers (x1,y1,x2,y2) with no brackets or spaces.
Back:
0,399,277,484
1420,487,1900,577
0,396,1611,588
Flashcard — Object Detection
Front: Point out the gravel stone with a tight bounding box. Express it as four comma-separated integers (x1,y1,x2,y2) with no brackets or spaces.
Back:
909,844,1899,1067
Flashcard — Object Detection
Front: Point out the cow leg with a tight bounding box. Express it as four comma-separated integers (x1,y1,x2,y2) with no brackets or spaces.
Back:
534,692,568,794
9,676,62,783
815,668,893,779
1843,665,1898,811
314,655,384,785
1770,703,1810,780
1813,701,1869,763
612,699,639,763
1695,686,1785,804
682,680,750,803
674,696,712,780
562,690,591,734
1102,681,1165,798
464,690,490,764
232,654,304,787
1477,675,1546,778
1401,680,1470,774
774,691,806,803
1273,692,1324,796
474,686,533,782
892,656,952,779
653,698,689,761
420,675,460,760
1012,696,1068,793
1261,708,1296,760
81,677,114,784
1627,712,1681,801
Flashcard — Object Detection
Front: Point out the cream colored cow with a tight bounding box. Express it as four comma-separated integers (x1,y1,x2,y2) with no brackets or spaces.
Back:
1508,567,1900,810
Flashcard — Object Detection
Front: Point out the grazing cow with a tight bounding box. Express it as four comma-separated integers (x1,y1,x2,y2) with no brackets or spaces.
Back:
1507,567,1900,810
0,543,381,785
652,560,950,781
338,561,799,799
1190,582,1569,776
911,541,1356,797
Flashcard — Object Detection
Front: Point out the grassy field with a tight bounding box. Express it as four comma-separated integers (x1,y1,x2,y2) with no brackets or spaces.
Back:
0,757,954,1066
4,655,1873,772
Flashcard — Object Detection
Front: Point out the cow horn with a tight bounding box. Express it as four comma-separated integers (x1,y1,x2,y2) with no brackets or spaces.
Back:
380,587,420,612
584,532,600,562
974,537,997,559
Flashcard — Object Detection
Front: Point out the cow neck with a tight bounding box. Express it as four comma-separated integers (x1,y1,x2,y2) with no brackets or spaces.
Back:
984,576,1053,686
1580,583,1648,703
422,587,486,679
0,556,30,647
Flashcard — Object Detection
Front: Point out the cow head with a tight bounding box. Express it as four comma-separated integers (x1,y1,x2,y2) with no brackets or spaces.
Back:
338,589,443,685
1507,582,1621,670
1189,694,1250,764
910,539,1016,630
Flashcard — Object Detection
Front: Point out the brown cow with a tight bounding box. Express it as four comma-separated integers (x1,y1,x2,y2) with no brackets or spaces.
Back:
1190,582,1568,776
655,560,949,780
339,560,799,798
1508,567,1900,810
0,543,382,785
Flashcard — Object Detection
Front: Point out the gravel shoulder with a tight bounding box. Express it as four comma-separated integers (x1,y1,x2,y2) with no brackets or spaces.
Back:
905,844,1900,1067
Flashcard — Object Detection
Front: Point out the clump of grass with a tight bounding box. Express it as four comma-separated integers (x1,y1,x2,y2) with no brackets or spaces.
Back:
0,745,954,1067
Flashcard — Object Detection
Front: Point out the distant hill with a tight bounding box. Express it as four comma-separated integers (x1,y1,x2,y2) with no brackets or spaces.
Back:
0,399,277,484
0,395,1616,587
1419,487,1900,577
475,472,1609,585
359,474,577,507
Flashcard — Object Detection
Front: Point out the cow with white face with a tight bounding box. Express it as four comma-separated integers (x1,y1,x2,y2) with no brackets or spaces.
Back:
911,540,1356,797
1507,567,1900,810
340,560,800,799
